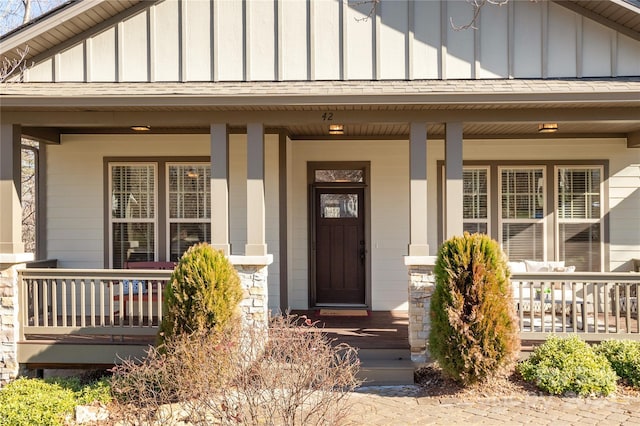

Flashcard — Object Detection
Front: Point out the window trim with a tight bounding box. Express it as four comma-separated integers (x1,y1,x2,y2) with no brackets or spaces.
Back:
165,161,212,262
498,165,547,262
554,165,605,272
463,166,491,236
104,156,210,268
436,159,609,271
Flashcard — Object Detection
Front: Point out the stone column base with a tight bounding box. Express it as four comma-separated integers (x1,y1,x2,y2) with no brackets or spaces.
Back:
405,256,437,363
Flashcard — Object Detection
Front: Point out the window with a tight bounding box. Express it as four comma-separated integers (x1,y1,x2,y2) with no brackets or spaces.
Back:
110,163,157,268
499,167,545,261
108,160,210,267
463,167,489,234
556,167,603,271
167,164,211,262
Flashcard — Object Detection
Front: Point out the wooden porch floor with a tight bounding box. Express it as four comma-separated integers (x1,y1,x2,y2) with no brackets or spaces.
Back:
290,310,409,350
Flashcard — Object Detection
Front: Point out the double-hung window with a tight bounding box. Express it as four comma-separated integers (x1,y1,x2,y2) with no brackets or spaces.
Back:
108,160,210,268
556,166,603,271
110,163,157,268
463,167,489,234
499,167,545,261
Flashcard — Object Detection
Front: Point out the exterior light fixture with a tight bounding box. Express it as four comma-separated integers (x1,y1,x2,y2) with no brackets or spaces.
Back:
130,125,151,131
329,124,344,135
538,123,558,133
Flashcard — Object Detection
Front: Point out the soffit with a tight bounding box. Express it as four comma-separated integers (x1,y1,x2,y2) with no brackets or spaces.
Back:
555,0,640,38
0,0,144,62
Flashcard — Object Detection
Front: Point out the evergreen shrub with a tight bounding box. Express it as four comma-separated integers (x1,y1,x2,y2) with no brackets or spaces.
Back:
518,336,618,396
428,232,520,385
595,339,640,388
158,243,243,344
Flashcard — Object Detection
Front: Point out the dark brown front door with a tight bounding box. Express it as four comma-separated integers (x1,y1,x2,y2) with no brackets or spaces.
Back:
314,187,365,305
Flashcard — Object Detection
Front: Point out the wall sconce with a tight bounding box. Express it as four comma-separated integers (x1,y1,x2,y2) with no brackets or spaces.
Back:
538,123,558,133
130,125,151,131
329,124,344,135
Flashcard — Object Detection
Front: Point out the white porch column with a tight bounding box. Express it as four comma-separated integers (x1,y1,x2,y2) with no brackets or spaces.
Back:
0,123,25,256
245,123,267,256
445,122,464,238
210,123,230,255
409,122,429,256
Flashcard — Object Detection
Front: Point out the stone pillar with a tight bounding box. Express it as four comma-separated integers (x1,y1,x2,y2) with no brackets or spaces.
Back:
0,262,25,386
229,255,273,357
404,256,437,363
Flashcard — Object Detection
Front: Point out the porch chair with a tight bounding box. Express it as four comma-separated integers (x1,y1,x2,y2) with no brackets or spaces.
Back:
115,261,177,315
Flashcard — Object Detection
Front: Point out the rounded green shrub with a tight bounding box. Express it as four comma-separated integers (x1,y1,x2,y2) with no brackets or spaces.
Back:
595,339,640,388
0,377,111,426
518,336,618,396
158,243,243,344
428,232,520,385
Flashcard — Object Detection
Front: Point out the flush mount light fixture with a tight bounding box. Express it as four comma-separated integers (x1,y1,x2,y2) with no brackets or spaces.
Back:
538,123,558,133
130,125,151,131
329,124,344,135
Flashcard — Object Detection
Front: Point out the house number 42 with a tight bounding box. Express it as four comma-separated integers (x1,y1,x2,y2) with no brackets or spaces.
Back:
322,112,334,121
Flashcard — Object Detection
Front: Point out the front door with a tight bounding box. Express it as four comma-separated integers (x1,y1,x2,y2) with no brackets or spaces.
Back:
314,187,365,305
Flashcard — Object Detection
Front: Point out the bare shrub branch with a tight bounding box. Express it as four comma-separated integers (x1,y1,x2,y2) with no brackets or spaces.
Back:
109,314,361,425
451,0,510,31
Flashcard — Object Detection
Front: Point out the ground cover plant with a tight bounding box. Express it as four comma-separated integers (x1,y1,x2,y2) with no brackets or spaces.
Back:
429,232,520,385
110,314,360,425
0,376,111,426
518,336,618,396
595,339,640,388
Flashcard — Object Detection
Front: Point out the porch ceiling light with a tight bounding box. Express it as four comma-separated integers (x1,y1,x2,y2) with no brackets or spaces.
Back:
131,125,151,131
538,123,558,133
329,124,344,135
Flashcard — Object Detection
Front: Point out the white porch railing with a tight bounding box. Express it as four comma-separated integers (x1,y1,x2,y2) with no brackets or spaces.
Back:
18,268,172,338
512,272,639,340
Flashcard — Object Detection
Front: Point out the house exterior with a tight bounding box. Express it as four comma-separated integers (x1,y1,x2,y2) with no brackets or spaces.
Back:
1,0,639,377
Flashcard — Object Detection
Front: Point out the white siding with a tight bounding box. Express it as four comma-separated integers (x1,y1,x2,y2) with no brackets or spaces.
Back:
120,11,148,82
25,0,640,83
153,0,180,82
290,140,410,311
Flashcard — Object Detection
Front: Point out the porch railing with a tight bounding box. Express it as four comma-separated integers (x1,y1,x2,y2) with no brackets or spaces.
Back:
17,269,639,341
511,272,639,340
18,268,172,339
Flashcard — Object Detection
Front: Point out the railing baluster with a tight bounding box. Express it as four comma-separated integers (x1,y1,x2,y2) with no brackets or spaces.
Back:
71,279,76,327
614,282,620,333
61,280,67,327
604,282,610,334
51,280,57,328
99,280,105,327
90,280,96,327
42,279,49,327
109,280,114,326
33,279,39,327
625,284,631,333
81,280,86,327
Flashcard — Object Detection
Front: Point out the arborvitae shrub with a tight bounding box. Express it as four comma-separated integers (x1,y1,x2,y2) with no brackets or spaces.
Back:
519,336,618,396
428,232,520,385
158,243,243,345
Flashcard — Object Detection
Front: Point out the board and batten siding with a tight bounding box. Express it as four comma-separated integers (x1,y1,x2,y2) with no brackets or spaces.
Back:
46,134,282,311
27,0,640,83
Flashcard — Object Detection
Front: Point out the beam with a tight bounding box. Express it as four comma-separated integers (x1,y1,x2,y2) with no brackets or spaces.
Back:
2,107,639,127
628,131,640,148
21,127,60,144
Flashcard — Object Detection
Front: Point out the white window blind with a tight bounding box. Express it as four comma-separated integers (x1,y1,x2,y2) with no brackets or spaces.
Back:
499,167,545,261
463,167,489,234
167,164,211,262
557,167,602,271
110,163,156,268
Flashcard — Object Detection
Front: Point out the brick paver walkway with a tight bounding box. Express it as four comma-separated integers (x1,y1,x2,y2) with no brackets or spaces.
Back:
348,386,640,425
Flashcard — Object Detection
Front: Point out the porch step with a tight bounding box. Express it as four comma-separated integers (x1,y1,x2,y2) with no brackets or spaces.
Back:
357,349,416,386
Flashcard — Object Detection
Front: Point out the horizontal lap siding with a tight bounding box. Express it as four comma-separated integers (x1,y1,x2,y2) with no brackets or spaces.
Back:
47,135,281,306
25,0,640,82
